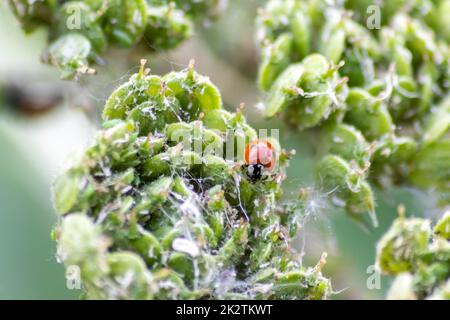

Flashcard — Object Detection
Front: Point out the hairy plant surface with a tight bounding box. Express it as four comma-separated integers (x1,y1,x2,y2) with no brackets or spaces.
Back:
8,0,224,79
377,210,450,299
256,0,450,225
52,62,331,299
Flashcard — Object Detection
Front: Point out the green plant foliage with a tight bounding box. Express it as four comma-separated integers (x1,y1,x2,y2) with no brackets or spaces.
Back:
8,0,224,79
256,0,450,223
52,62,332,299
377,210,450,300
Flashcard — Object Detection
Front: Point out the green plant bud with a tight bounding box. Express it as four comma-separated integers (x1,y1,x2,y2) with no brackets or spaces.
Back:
205,188,226,239
171,176,191,197
203,128,224,150
55,2,106,53
422,245,450,274
146,176,173,204
105,73,164,120
339,50,373,88
380,220,450,300
289,55,343,129
345,181,375,221
202,109,232,131
316,154,365,194
128,226,162,266
53,169,85,215
376,216,431,275
417,61,442,116
166,122,193,141
201,155,230,185
218,223,249,266
434,211,450,240
142,153,171,180
345,88,394,140
249,267,276,284
422,95,450,145
161,0,224,19
415,241,450,294
320,123,371,167
381,29,413,77
409,139,450,204
176,150,203,172
234,177,256,208
371,136,418,186
57,213,109,280
159,229,183,250
266,54,347,130
150,269,191,299
101,0,148,48
316,155,375,222
344,18,381,57
426,0,450,42
258,33,293,91
103,70,184,135
91,121,141,169
319,16,345,64
394,46,414,77
341,19,380,86
265,63,303,118
107,252,154,299
163,67,223,114
8,0,56,32
130,103,179,136
389,76,420,122
166,121,224,154
255,0,296,44
271,268,332,300
249,241,272,271
319,12,380,86
291,9,310,60
397,15,439,62
193,223,217,248
145,5,193,50
42,33,93,80
167,252,194,281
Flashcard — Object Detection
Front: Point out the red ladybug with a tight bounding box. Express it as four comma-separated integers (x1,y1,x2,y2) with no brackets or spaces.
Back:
245,140,275,182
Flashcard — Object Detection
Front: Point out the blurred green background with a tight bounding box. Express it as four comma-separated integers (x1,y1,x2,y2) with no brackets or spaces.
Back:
0,0,431,299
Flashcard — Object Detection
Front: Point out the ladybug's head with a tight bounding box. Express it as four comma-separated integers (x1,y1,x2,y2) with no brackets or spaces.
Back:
245,163,264,182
